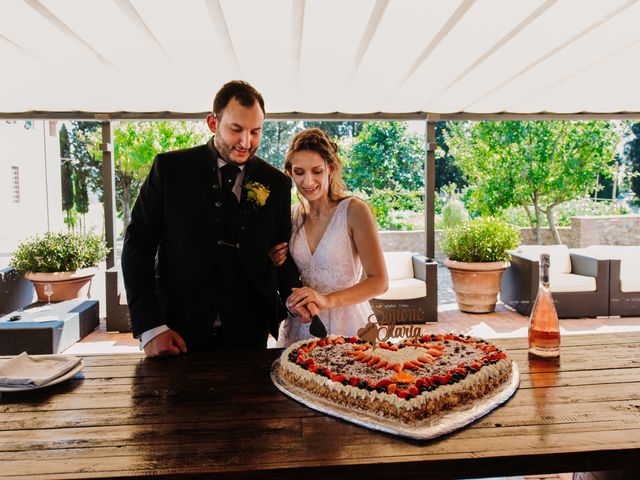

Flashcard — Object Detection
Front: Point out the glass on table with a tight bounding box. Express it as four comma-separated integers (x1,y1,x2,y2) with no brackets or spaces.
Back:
43,283,54,307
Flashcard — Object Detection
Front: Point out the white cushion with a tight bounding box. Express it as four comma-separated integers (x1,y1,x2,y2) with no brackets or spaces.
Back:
375,278,426,300
383,251,414,281
119,288,128,305
549,273,596,293
578,245,638,259
577,245,640,292
517,244,572,274
619,250,640,292
621,274,640,293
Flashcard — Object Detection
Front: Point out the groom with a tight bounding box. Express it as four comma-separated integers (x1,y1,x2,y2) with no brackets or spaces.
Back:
122,80,304,356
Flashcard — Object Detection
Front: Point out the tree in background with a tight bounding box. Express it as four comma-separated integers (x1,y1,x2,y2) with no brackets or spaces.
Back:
344,121,424,194
114,121,210,228
259,121,301,169
625,122,640,205
446,120,619,244
302,121,363,139
435,121,466,192
68,122,101,231
73,172,90,231
259,120,363,169
59,124,75,228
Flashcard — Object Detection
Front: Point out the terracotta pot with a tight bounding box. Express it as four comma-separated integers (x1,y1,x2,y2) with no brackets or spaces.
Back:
444,259,509,313
24,267,98,302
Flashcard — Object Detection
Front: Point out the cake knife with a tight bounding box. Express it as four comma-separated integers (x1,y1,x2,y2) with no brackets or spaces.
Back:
308,303,328,338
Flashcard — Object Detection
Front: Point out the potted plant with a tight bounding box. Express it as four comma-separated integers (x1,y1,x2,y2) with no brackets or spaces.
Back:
10,231,110,302
442,217,520,313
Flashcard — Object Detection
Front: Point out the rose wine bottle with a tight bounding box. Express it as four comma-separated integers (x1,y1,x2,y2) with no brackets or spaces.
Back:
528,253,560,357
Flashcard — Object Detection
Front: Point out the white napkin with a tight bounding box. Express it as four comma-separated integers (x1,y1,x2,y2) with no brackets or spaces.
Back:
0,352,81,387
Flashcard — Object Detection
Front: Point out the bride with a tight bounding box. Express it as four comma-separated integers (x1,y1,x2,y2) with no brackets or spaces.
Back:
271,128,388,346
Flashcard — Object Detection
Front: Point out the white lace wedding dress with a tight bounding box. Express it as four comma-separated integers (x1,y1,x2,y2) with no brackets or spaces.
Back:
277,197,374,347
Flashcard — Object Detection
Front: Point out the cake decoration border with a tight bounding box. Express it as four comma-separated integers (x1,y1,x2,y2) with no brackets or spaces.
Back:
271,358,519,440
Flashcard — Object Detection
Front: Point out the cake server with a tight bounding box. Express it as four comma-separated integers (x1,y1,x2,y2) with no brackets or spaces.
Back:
308,303,327,338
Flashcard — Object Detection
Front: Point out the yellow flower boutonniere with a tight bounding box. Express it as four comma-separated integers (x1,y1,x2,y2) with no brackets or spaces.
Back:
243,181,270,208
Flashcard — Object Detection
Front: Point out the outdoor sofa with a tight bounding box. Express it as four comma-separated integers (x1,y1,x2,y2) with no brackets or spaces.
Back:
500,244,610,318
571,245,640,317
369,251,437,324
0,267,35,315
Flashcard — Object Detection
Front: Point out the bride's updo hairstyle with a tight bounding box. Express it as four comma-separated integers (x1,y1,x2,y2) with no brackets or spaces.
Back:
284,128,349,202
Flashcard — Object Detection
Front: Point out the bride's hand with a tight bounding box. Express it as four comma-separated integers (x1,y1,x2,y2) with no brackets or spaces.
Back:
287,287,330,310
268,242,288,267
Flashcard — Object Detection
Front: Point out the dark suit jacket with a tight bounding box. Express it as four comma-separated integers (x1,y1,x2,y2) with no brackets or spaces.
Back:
121,140,301,341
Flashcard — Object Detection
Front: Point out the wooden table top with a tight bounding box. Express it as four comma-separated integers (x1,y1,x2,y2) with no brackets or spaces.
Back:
1,332,640,479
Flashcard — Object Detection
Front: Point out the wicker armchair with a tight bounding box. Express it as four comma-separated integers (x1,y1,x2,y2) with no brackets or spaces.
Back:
500,245,609,318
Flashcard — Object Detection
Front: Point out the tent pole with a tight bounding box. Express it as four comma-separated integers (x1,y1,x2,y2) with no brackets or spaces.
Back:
101,122,117,269
425,116,438,322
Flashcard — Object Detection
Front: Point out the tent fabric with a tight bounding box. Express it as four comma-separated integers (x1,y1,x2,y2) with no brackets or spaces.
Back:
1,0,640,117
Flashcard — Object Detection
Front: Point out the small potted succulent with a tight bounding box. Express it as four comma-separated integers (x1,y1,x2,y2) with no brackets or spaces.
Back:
10,231,110,301
441,217,520,313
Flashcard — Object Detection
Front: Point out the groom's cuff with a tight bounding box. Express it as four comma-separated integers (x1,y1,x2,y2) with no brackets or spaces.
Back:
139,325,170,350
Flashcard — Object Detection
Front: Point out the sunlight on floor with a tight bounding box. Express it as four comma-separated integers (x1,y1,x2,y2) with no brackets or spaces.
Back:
66,303,640,355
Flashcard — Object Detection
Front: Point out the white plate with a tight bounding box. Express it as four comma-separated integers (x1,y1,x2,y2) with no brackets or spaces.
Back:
0,361,84,392
271,359,519,440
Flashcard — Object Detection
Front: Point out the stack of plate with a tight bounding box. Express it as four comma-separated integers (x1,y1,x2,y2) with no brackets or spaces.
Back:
0,352,84,392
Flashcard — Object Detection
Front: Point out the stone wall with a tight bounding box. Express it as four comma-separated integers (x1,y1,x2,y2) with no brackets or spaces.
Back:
569,214,640,247
378,214,640,261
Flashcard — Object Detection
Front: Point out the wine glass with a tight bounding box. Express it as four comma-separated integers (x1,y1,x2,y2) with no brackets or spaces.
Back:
43,283,54,307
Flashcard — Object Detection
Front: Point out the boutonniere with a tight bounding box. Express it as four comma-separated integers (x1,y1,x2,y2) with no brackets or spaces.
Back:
243,181,270,208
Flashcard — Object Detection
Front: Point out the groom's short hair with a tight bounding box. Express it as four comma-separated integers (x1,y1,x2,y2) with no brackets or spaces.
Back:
213,80,265,119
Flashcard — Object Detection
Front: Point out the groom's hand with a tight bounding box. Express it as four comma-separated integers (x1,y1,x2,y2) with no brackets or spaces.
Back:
268,242,288,267
287,302,312,323
144,329,187,357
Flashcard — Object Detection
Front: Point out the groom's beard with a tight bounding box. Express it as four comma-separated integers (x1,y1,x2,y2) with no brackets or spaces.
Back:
214,134,258,166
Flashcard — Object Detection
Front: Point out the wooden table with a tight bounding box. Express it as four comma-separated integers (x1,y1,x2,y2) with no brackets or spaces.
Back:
1,332,640,479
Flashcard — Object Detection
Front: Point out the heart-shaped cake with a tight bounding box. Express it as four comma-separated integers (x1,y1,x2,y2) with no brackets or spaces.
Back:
278,333,512,423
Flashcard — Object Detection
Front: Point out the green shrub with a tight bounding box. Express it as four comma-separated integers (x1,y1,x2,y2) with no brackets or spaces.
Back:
362,189,424,230
441,217,520,263
440,199,468,229
10,231,110,272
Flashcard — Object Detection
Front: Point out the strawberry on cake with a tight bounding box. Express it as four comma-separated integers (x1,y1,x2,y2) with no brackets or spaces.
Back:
278,333,513,424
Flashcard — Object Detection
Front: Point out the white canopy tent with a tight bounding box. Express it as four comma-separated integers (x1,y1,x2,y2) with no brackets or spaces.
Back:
2,0,639,321
1,0,640,118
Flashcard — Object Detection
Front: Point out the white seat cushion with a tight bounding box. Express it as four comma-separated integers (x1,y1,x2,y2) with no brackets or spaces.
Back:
118,288,128,305
549,273,596,293
517,244,572,274
383,251,414,281
375,278,426,300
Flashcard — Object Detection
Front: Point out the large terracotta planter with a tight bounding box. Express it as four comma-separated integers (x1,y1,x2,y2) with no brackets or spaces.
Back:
444,259,509,313
24,267,97,302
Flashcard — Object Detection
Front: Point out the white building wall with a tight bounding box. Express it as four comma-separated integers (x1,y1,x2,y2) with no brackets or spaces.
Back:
0,120,63,258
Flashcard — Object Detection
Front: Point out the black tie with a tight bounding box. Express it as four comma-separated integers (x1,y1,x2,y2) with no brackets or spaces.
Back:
220,163,240,204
